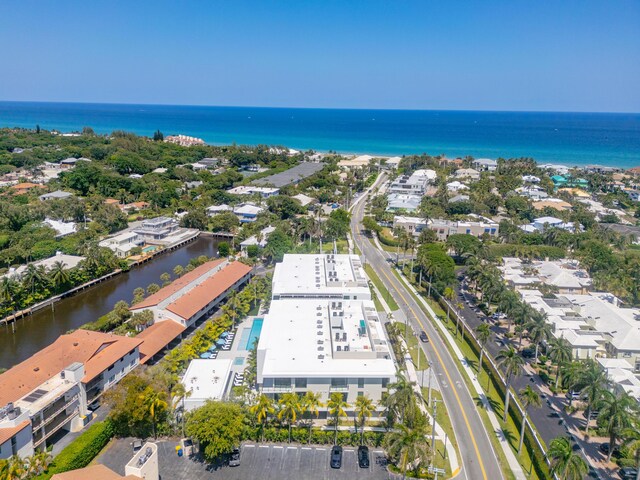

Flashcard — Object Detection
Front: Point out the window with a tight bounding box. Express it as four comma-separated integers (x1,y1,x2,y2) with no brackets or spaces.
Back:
382,378,389,388
357,378,365,389
295,378,307,389
274,378,292,388
331,378,348,388
357,392,364,397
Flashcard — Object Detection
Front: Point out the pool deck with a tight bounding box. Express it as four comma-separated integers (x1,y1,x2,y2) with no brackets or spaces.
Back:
215,316,261,391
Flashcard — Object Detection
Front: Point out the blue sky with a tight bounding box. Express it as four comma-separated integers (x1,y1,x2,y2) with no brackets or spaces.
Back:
1,0,639,112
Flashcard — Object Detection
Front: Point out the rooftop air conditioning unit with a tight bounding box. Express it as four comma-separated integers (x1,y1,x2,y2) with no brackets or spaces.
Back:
336,346,342,351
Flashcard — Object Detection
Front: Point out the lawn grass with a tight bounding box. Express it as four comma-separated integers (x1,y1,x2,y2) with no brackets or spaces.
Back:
392,321,428,371
424,387,459,478
321,239,349,254
364,263,400,310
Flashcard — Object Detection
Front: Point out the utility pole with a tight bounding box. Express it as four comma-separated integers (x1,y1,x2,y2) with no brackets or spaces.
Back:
431,399,440,460
427,362,433,406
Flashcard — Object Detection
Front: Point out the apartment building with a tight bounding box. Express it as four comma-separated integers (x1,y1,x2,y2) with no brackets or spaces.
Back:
393,215,499,240
388,169,436,196
0,331,142,459
257,254,396,408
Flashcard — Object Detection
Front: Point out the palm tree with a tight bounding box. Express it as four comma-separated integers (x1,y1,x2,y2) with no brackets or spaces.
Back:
301,391,323,443
561,361,585,408
171,383,191,437
23,263,46,293
139,387,168,439
278,392,301,443
49,260,71,290
548,337,573,389
517,385,541,454
621,426,640,480
475,323,492,376
173,265,184,277
496,346,524,422
250,394,275,442
527,314,552,362
443,287,455,322
598,390,639,461
327,392,349,444
355,395,376,444
579,360,608,436
547,436,588,480
384,420,431,480
382,373,416,425
3,455,25,480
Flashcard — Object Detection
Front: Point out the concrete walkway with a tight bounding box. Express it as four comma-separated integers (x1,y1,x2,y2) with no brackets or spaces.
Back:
394,271,527,480
368,275,461,477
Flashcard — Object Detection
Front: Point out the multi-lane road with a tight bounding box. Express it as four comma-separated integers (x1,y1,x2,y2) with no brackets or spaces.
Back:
350,175,505,480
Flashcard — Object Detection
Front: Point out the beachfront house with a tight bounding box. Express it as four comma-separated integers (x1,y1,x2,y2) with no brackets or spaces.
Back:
472,158,497,171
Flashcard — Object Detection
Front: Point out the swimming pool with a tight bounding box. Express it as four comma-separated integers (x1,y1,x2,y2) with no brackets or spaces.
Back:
142,245,158,253
240,318,263,351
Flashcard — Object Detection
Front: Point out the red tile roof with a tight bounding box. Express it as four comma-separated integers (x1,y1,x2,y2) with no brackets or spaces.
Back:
0,330,142,405
136,321,186,364
131,259,226,310
166,261,252,321
0,420,30,445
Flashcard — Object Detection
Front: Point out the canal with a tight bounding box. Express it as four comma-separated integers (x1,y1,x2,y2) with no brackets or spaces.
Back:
0,236,220,369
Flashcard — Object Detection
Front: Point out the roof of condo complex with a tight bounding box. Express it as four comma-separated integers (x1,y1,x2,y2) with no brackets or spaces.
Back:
0,330,143,406
252,162,324,188
130,259,253,323
258,254,395,382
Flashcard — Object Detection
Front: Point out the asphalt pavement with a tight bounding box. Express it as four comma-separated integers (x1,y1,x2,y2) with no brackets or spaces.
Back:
350,177,504,480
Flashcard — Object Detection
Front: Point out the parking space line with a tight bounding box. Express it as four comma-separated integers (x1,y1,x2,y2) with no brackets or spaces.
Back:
244,444,256,448
273,445,284,449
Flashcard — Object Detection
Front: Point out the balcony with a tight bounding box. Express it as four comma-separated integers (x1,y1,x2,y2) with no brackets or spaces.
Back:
32,396,79,431
33,407,79,448
261,386,293,393
329,386,349,393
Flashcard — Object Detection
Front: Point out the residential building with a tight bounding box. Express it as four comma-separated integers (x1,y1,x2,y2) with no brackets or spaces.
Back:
384,156,402,169
257,254,396,406
233,203,264,223
427,216,499,241
338,155,374,168
129,259,252,329
292,193,315,207
522,175,541,183
385,193,421,212
39,190,74,201
0,330,142,459
133,217,179,242
472,158,497,171
10,183,46,195
206,204,232,216
521,216,578,233
43,218,77,237
449,194,470,203
388,169,436,196
454,168,480,181
99,232,144,258
499,257,591,294
227,186,280,198
551,175,589,189
446,181,469,192
392,216,428,236
240,226,276,250
516,186,548,201
164,135,205,147
1,252,85,281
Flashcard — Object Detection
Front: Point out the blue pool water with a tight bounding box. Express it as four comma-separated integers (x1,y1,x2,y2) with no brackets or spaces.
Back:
240,318,264,351
233,357,244,366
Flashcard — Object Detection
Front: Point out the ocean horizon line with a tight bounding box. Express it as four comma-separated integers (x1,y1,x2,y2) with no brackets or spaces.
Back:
1,99,639,116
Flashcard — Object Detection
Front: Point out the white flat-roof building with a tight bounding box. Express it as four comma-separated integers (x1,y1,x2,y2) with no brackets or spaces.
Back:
233,203,264,223
258,254,396,405
386,193,422,212
227,186,280,198
206,204,232,216
1,252,85,281
473,158,498,171
181,359,234,411
43,218,77,237
99,231,144,258
388,169,436,196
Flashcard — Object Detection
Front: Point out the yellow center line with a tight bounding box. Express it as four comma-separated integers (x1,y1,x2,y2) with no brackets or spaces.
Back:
353,217,489,480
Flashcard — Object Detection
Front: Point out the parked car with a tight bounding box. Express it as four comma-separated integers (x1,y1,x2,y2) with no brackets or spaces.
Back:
521,347,535,358
419,331,429,343
619,467,638,479
132,440,143,452
358,446,370,468
599,442,619,456
330,445,343,469
229,447,241,467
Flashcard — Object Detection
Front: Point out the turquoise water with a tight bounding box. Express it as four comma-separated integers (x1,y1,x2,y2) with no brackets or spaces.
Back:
241,318,264,351
0,102,638,168
142,245,157,253
233,357,244,366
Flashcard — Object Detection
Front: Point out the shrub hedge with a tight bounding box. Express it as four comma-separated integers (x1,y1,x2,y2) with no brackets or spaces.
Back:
242,425,386,447
377,230,400,248
35,420,114,479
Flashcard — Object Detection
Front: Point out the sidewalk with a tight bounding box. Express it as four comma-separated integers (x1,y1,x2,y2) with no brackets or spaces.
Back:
371,277,460,477
395,271,527,480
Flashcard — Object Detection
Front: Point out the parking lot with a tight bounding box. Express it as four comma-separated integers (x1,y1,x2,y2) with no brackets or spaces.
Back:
223,444,392,480
98,438,394,480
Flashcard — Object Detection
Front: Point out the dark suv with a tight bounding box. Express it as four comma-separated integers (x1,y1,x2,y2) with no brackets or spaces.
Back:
330,445,343,469
357,445,370,468
419,331,429,343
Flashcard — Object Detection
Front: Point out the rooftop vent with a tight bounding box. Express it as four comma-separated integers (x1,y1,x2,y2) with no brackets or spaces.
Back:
317,330,323,336
318,354,325,359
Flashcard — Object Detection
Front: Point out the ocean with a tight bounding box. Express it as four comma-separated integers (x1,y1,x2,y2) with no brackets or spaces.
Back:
0,101,638,168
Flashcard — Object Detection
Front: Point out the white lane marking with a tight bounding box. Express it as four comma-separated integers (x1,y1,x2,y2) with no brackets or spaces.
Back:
244,444,256,448
273,445,284,449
